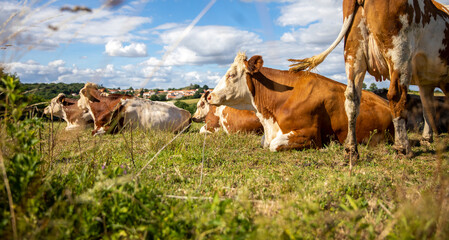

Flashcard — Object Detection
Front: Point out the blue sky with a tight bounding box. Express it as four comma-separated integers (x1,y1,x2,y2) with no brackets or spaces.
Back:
2,0,449,90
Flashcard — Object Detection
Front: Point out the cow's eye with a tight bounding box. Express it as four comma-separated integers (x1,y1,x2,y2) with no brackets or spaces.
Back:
227,73,236,79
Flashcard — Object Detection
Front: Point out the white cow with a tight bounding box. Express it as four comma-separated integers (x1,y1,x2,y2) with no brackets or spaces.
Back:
77,82,191,135
44,93,92,130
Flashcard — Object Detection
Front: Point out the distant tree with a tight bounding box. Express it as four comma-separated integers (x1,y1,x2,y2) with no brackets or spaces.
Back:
362,82,367,90
139,89,144,98
369,83,378,91
150,94,167,101
19,82,85,100
174,100,197,114
174,100,189,110
150,94,159,101
185,83,200,90
193,91,202,99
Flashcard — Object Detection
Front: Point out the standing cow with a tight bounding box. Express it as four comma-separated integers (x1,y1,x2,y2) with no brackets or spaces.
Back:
208,53,394,152
289,0,449,159
192,91,263,134
44,93,93,130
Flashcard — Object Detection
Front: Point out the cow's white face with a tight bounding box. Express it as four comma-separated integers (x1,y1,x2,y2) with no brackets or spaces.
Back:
77,88,91,111
44,94,65,118
208,52,255,111
192,93,210,122
78,83,99,112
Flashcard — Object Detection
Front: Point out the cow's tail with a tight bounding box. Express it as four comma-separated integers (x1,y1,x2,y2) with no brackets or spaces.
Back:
288,1,358,72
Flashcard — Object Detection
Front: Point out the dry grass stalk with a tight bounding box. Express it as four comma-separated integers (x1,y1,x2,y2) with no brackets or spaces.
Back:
199,122,208,188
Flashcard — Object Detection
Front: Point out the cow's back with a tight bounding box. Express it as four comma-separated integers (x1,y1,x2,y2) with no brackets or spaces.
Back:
286,73,393,145
124,99,191,132
222,107,263,134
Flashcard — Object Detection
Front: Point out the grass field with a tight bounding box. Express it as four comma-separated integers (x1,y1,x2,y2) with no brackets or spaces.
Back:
1,119,448,239
170,98,200,105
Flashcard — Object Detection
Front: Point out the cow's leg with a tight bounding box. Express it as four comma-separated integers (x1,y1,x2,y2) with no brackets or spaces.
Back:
387,71,412,157
270,127,321,152
440,83,449,97
344,61,366,161
418,85,438,144
199,124,214,134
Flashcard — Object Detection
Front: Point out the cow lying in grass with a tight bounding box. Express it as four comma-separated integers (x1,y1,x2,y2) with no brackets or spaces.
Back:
192,91,263,134
78,83,191,135
373,89,449,137
208,53,394,152
44,93,93,130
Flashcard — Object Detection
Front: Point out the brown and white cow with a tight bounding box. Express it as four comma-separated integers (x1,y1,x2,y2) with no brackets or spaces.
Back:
78,83,191,135
373,89,449,134
289,0,449,158
44,93,93,130
192,91,263,134
208,53,394,152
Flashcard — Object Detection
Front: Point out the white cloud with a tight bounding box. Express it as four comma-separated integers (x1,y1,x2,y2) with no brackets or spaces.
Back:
277,0,341,27
157,25,263,66
0,0,152,52
280,32,295,43
2,58,223,90
2,0,409,91
48,59,65,67
105,40,147,57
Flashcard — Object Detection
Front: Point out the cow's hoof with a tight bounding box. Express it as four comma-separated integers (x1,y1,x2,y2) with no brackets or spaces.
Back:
419,137,433,147
392,144,414,158
344,145,359,165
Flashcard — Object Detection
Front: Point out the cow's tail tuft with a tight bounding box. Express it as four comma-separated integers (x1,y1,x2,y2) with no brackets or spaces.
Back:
288,5,356,73
288,53,328,72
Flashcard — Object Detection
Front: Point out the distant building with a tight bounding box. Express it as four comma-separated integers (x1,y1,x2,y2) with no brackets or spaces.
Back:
142,91,155,98
103,87,209,99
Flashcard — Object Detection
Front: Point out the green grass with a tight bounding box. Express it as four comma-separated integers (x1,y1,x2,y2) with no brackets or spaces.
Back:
170,98,200,105
1,120,449,239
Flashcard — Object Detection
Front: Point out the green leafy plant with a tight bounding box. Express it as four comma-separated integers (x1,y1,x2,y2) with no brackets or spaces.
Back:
0,74,43,238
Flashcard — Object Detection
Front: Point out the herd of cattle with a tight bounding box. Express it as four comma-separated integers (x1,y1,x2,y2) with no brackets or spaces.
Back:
44,0,449,160
43,59,449,153
44,83,192,135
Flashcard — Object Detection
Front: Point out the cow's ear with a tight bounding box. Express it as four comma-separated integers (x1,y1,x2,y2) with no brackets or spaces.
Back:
82,88,101,102
203,91,210,102
246,55,264,74
56,94,65,103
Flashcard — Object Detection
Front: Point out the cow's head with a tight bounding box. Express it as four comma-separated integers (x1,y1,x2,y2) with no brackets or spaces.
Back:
192,91,211,122
207,52,261,111
78,82,101,111
44,93,68,118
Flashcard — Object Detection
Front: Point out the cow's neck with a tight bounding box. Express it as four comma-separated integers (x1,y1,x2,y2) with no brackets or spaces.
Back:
205,104,220,131
248,67,294,121
64,104,83,124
